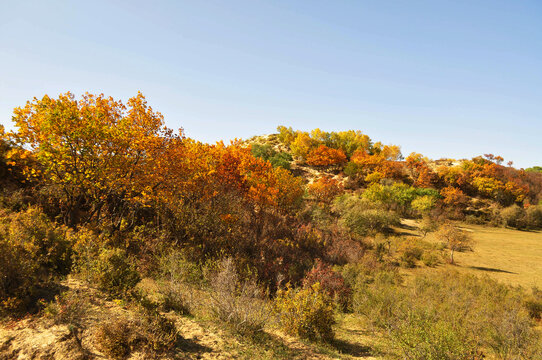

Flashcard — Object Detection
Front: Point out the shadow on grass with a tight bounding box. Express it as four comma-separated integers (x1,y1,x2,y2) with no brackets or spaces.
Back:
399,223,418,231
469,266,517,274
394,231,421,237
242,331,311,359
176,336,213,354
330,338,374,357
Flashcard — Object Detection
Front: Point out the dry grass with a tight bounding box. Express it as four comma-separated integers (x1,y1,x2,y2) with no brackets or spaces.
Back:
405,221,542,288
444,225,542,288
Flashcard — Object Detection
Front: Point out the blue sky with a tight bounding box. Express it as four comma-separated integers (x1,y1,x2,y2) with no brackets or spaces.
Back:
1,0,541,168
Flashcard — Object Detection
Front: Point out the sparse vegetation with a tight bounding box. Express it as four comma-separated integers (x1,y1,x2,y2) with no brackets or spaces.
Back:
207,258,271,336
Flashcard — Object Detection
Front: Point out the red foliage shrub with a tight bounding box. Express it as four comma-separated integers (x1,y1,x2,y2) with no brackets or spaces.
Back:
303,260,352,311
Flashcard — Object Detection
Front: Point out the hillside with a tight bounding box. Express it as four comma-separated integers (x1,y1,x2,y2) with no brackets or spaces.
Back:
1,94,542,359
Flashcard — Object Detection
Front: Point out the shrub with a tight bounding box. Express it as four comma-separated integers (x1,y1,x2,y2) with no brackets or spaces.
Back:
44,290,89,327
302,260,352,311
269,152,293,170
388,308,479,360
70,227,103,281
325,235,364,265
435,223,474,264
0,239,36,314
95,317,136,360
397,242,423,268
525,205,542,229
364,171,383,183
0,207,71,314
524,287,542,320
251,144,292,169
411,195,437,215
208,258,270,336
307,176,343,204
251,143,276,160
137,309,178,352
353,270,542,360
96,310,178,359
501,205,526,229
306,145,347,167
418,216,438,238
159,285,191,315
362,182,440,215
274,283,335,342
94,248,140,297
421,250,442,267
499,205,542,230
339,263,369,291
343,161,362,177
158,250,203,314
333,194,400,236
0,207,72,275
465,214,486,225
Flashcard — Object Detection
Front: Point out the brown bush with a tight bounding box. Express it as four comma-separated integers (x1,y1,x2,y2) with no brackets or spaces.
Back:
44,290,90,327
137,310,178,352
396,241,424,268
95,310,178,359
208,258,271,336
95,317,136,360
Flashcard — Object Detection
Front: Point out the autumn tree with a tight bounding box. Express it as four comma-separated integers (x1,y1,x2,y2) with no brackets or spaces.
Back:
435,223,473,264
290,132,316,159
306,145,347,167
440,186,469,209
0,126,10,182
308,176,343,204
372,142,402,161
11,92,179,226
405,152,440,188
328,130,372,157
276,125,297,146
348,150,404,181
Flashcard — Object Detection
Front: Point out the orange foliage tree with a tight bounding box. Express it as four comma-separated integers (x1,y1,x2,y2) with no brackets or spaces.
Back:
348,150,404,181
440,186,469,210
308,176,343,204
405,152,440,188
306,145,347,167
11,92,179,225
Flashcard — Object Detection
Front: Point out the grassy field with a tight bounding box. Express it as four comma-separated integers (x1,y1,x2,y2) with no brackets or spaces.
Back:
447,224,542,289
406,222,542,289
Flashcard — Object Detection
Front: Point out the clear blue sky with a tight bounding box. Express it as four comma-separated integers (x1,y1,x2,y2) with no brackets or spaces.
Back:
1,0,541,168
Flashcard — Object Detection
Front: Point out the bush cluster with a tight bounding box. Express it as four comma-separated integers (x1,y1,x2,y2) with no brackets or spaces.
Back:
0,207,71,314
93,248,141,297
251,143,293,170
302,260,352,311
44,290,90,327
274,282,335,342
333,194,400,236
500,204,542,229
95,309,178,359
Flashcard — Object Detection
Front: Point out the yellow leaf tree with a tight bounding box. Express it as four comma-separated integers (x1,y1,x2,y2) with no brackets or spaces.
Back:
12,92,180,225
